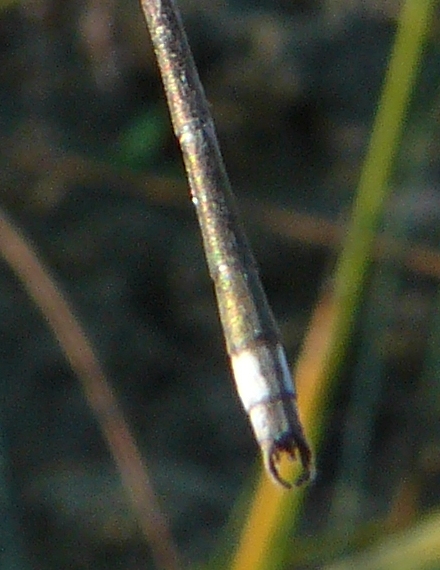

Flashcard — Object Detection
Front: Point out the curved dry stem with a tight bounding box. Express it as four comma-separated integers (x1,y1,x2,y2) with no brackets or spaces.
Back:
0,208,181,570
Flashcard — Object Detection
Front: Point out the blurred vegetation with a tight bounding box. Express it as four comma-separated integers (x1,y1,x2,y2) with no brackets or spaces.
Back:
0,0,439,569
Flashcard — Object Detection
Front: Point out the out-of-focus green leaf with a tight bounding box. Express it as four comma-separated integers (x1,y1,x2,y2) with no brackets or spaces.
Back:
115,108,169,171
325,510,440,570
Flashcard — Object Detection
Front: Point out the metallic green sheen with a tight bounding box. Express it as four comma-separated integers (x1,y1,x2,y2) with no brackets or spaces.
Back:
141,0,312,488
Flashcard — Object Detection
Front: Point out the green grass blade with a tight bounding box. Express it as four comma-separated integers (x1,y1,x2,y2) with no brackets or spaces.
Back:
329,0,434,371
222,2,435,570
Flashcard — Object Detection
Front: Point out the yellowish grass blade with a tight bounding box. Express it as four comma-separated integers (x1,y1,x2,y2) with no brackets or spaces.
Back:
228,1,434,569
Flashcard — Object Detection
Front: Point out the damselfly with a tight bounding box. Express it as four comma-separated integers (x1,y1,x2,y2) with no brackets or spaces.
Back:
140,0,312,488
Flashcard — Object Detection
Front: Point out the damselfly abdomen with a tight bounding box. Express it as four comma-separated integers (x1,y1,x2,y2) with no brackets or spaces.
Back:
141,0,312,488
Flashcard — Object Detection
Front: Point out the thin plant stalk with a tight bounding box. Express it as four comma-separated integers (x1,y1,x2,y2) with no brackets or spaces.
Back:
0,209,182,570
139,0,312,488
227,0,434,569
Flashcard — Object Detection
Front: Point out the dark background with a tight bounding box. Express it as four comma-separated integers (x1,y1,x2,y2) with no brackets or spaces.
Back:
0,1,439,568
